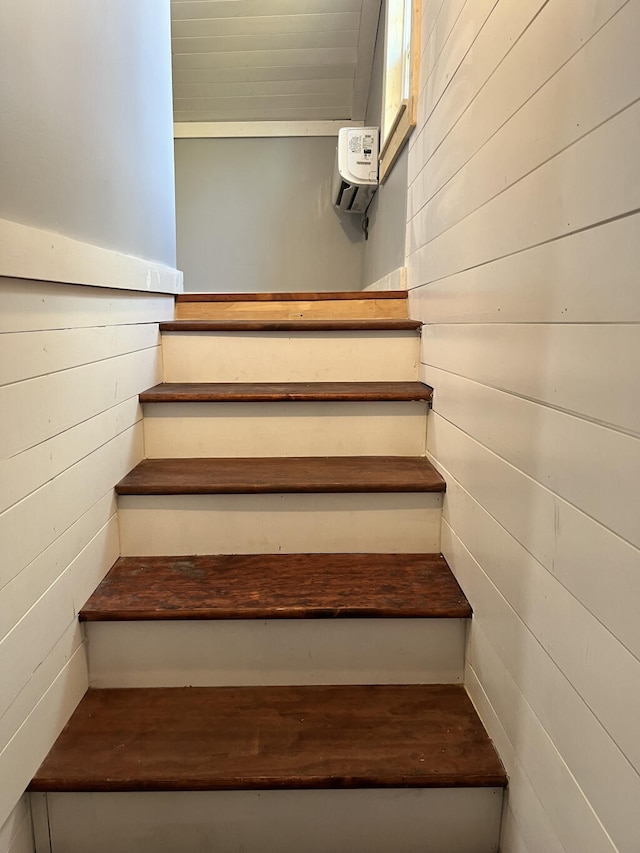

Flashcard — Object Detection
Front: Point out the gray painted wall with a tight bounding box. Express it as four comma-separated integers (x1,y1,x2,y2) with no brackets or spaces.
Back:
0,0,176,266
175,137,364,292
361,0,408,287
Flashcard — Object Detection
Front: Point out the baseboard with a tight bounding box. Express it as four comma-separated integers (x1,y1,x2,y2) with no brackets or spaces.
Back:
0,218,183,295
363,266,407,292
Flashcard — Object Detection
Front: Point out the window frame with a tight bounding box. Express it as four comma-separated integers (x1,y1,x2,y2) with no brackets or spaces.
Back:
379,0,420,182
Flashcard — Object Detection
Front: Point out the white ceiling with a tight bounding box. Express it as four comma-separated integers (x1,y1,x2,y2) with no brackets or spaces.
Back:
170,0,382,124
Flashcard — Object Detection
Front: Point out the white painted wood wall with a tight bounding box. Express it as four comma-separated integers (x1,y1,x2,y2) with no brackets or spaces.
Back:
407,1,640,851
0,276,175,844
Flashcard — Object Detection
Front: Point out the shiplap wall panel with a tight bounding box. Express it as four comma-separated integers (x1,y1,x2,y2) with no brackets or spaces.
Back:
1,422,142,591
0,282,172,828
0,518,119,717
420,0,467,87
408,0,546,182
0,799,32,853
409,0,631,222
171,0,363,19
439,489,640,851
465,669,565,853
174,105,354,122
0,324,159,386
427,411,640,664
0,348,159,458
423,323,640,434
0,400,140,514
173,47,357,71
0,641,87,830
172,12,361,38
407,99,640,274
427,368,640,550
172,63,356,85
460,613,619,853
408,215,640,324
407,1,640,849
0,278,174,332
410,0,640,238
0,500,118,639
174,78,353,100
172,30,357,54
428,418,640,778
415,0,499,136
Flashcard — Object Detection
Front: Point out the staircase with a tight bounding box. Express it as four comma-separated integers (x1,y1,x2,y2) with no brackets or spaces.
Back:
29,290,507,853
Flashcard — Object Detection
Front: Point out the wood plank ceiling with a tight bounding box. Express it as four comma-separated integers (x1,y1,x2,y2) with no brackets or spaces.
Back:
170,0,382,124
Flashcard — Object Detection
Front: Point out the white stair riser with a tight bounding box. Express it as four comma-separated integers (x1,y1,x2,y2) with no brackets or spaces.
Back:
35,789,504,853
161,331,420,382
143,401,428,457
117,493,443,555
85,618,467,687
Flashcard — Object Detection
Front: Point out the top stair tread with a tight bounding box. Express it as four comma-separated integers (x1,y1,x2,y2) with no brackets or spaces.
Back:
80,553,471,621
176,291,408,302
29,684,507,792
139,381,433,403
115,456,446,495
159,319,421,332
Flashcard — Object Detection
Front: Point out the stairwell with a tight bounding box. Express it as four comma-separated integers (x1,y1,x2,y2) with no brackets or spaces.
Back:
28,290,507,853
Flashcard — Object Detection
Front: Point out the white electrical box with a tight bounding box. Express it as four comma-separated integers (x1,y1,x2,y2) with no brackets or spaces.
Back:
332,127,379,214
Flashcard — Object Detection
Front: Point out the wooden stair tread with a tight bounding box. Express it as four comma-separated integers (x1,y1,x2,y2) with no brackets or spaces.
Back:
29,684,507,792
159,319,421,332
176,291,408,302
139,381,433,404
115,456,446,495
80,553,470,621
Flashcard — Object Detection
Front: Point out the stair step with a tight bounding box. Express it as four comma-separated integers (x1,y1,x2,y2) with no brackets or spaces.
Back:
141,383,432,458
139,381,432,403
160,318,420,332
118,492,443,556
175,291,408,320
36,789,504,853
116,456,446,496
30,684,506,792
160,323,419,383
80,553,470,621
82,554,469,687
175,291,408,302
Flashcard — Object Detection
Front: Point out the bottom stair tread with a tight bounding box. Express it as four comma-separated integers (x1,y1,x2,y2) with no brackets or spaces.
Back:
30,684,506,792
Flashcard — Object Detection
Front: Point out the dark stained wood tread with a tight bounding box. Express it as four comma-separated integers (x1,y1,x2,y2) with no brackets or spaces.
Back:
139,381,433,404
29,684,507,792
176,291,408,302
80,553,470,621
115,456,446,496
159,319,421,332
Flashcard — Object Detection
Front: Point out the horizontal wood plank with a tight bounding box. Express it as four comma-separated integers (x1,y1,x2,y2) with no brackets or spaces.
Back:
29,685,506,791
115,456,446,495
175,291,408,302
80,553,470,621
174,298,408,321
160,319,421,332
139,381,432,403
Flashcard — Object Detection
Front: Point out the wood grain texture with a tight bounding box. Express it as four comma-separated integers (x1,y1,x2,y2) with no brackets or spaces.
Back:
139,382,433,403
175,292,408,302
29,685,506,791
80,553,470,621
160,319,421,332
115,457,446,495
174,298,408,321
